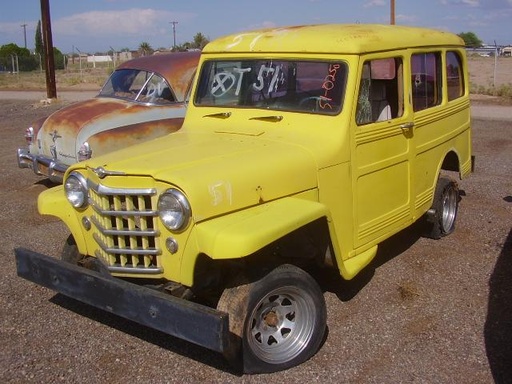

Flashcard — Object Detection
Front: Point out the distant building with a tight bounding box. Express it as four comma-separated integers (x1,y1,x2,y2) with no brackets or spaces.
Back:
466,45,499,57
86,55,112,64
117,51,133,61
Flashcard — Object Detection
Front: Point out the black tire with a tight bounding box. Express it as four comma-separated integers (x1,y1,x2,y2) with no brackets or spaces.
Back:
217,264,326,374
424,176,459,239
61,235,110,276
61,234,83,264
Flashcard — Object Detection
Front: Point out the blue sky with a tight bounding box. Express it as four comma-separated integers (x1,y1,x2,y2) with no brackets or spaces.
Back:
1,0,511,54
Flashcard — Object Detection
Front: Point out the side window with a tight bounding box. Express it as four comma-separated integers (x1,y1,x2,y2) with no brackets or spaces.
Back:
411,52,442,111
446,51,465,101
356,57,403,126
138,74,176,104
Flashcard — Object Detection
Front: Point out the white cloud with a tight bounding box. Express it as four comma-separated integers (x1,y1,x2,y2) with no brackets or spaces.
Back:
245,21,278,31
364,0,386,7
396,14,419,23
53,8,194,38
439,0,479,6
461,0,480,6
0,22,28,35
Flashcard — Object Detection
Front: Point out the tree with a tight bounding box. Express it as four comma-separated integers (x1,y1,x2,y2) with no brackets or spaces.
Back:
0,43,38,71
171,32,210,52
35,20,43,57
458,32,483,48
53,47,65,70
192,32,209,49
138,42,153,56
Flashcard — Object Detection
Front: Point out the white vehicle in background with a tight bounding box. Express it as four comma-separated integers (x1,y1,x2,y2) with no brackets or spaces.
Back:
17,51,200,183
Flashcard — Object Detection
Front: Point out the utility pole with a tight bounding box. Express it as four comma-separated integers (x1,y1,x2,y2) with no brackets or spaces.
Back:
21,23,27,48
170,21,178,49
75,47,83,78
110,46,116,68
40,0,57,99
390,0,396,25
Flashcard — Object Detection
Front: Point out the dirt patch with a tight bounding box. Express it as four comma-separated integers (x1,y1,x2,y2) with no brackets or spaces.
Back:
468,56,512,90
0,100,511,381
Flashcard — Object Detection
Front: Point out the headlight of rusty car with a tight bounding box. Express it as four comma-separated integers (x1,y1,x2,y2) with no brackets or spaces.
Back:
158,189,191,232
64,171,89,208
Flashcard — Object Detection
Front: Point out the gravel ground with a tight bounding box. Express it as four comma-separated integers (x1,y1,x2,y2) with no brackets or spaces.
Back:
0,95,511,383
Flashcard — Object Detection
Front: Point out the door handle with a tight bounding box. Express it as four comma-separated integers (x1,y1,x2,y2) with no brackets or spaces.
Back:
400,122,414,133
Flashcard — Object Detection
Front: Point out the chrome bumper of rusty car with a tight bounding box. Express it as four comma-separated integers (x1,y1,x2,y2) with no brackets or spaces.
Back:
17,148,68,183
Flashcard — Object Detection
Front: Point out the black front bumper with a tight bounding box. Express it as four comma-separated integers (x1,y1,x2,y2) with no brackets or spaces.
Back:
14,248,235,358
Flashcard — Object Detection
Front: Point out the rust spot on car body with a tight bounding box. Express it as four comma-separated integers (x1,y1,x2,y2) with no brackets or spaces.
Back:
29,51,200,168
37,98,186,161
88,118,184,157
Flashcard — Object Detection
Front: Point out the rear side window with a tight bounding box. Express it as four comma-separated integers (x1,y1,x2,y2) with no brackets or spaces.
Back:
446,51,465,101
411,53,442,112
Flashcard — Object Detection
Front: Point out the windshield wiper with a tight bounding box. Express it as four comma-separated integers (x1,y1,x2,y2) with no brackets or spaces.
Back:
249,115,283,122
203,112,232,119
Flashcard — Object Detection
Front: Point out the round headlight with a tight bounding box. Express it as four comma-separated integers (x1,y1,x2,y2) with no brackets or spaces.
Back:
158,189,191,232
64,171,88,208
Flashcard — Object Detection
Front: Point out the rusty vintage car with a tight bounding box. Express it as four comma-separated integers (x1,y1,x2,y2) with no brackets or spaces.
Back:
17,51,200,183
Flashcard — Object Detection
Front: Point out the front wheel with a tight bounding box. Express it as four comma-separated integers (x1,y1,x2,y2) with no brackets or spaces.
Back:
61,235,110,276
217,264,326,374
424,176,459,239
61,234,83,264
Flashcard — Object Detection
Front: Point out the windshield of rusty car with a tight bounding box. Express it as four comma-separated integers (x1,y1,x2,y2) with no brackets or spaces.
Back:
194,60,347,114
99,69,177,104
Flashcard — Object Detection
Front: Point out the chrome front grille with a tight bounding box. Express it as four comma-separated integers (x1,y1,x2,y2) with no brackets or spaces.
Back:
88,180,162,274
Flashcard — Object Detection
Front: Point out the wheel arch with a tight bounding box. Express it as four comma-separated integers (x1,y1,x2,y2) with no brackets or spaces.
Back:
37,186,87,254
440,149,461,175
194,197,329,261
183,197,334,289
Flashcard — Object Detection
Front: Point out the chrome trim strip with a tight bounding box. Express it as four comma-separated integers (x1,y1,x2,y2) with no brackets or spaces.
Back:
93,233,161,256
90,215,159,236
17,148,68,183
88,179,156,196
108,265,163,274
90,199,158,217
93,251,163,274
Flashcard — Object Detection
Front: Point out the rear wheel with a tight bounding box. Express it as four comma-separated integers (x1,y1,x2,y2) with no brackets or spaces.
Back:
424,176,459,239
217,264,326,373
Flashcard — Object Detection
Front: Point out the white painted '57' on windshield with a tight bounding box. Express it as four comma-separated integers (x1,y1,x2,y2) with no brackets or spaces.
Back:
195,60,347,115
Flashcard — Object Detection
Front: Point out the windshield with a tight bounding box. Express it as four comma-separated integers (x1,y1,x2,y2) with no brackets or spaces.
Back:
99,69,177,104
195,59,347,115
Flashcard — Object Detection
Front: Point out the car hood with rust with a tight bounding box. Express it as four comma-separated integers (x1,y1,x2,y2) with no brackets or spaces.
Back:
35,97,185,165
79,128,319,222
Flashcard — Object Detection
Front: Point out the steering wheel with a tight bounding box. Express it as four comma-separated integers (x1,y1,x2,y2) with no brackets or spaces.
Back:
299,96,322,111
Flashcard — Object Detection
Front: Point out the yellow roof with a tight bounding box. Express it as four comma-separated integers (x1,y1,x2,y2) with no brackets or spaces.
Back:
203,24,464,54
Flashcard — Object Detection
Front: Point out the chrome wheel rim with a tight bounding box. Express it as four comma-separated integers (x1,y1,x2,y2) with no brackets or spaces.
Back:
442,186,457,232
246,286,316,364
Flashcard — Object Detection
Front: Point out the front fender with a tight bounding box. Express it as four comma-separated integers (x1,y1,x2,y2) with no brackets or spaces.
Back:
194,196,328,260
37,186,86,253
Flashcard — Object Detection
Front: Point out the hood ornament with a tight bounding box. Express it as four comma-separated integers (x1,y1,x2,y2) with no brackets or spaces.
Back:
91,166,126,179
49,130,62,160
